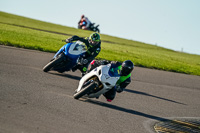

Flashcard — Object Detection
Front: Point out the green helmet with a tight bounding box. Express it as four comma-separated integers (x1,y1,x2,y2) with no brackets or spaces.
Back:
89,33,100,45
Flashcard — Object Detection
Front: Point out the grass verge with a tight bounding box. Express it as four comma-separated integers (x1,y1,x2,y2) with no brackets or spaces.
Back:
0,11,200,76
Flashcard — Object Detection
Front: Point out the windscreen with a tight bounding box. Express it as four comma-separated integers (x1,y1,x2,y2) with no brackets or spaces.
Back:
108,65,120,77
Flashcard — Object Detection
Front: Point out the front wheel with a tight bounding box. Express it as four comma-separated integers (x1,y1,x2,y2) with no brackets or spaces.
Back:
74,82,97,99
43,53,65,72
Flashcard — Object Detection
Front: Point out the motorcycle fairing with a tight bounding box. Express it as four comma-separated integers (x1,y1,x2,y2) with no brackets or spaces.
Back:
53,41,86,71
77,64,120,98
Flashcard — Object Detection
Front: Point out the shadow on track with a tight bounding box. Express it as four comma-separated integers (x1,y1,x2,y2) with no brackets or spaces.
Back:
83,99,199,132
85,99,169,122
124,89,186,105
48,72,81,80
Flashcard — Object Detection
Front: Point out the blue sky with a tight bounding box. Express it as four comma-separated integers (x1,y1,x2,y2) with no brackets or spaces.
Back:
1,0,200,55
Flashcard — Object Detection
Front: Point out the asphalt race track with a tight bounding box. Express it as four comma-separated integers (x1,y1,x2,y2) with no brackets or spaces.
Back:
0,45,200,133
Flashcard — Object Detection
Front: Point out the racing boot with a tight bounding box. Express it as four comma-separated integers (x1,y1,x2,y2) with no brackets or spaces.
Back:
81,72,86,77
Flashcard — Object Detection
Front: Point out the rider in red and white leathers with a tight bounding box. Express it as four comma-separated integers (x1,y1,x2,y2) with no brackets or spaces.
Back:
78,15,91,30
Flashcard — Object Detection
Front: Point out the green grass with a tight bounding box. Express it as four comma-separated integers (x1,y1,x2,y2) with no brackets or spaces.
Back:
0,11,200,76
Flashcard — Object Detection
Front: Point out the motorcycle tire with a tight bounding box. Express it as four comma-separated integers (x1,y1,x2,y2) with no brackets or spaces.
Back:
74,82,97,99
43,53,65,72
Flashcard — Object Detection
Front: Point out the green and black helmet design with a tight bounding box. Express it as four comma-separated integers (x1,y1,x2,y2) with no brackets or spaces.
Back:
89,33,100,42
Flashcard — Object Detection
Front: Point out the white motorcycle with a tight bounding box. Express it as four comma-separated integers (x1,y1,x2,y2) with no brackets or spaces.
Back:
73,64,120,100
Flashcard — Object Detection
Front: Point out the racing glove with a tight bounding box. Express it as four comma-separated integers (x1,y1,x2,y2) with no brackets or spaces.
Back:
64,38,72,43
115,85,124,93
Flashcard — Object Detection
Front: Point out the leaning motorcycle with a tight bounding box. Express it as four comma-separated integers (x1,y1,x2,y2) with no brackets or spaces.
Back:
43,41,86,73
73,64,120,100
78,22,100,33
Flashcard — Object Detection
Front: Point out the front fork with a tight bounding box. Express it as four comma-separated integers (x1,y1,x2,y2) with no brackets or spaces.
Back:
54,45,65,58
85,76,103,93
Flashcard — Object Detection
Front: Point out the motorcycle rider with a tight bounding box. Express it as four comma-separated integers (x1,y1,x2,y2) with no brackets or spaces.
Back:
87,60,134,102
64,33,101,76
78,15,91,30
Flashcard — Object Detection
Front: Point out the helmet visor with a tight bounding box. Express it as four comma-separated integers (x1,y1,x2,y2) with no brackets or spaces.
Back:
89,39,99,45
120,66,132,76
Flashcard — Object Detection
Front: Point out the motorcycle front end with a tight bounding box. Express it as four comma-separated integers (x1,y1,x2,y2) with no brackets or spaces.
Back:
73,64,120,100
43,41,86,73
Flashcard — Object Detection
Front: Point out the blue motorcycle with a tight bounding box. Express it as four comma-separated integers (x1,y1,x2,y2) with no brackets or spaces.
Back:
43,41,86,73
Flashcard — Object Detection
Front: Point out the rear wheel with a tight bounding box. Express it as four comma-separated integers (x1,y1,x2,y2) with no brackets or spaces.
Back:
43,53,65,72
96,29,100,33
74,82,97,99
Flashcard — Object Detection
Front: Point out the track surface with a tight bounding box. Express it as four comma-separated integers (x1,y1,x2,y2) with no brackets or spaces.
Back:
0,45,200,133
